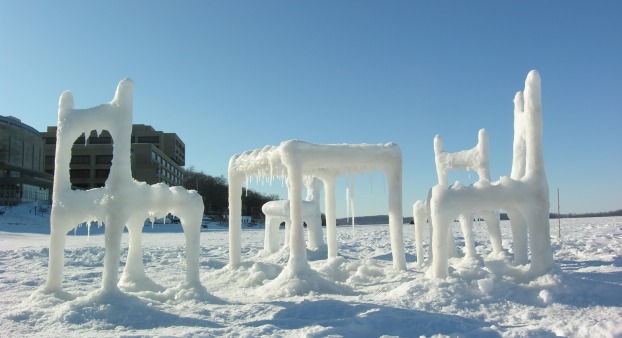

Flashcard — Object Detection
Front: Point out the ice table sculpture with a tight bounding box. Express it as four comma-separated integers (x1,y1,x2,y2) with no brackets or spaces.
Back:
43,79,205,295
262,177,324,252
413,129,503,265
228,140,406,277
428,70,553,280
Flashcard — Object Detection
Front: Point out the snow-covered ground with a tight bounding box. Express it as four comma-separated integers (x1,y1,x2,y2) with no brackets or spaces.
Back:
0,203,620,337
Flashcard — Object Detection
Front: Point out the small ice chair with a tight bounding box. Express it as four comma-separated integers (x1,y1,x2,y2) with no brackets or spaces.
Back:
262,177,324,252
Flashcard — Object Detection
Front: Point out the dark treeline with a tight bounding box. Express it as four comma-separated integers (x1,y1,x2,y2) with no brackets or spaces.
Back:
547,209,622,219
182,167,279,217
498,209,622,220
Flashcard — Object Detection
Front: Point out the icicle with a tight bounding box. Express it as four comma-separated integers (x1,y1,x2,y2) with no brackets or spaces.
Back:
369,173,374,195
350,174,356,236
345,186,350,223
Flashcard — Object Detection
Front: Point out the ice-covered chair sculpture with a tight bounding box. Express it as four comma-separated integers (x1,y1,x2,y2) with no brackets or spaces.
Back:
413,129,503,265
228,141,405,282
262,176,324,252
43,79,205,296
428,70,553,280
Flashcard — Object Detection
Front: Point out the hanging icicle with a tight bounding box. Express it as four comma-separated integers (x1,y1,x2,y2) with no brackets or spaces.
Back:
350,174,356,237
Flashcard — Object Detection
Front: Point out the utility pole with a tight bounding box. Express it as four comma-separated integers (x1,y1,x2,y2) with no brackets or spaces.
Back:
557,188,561,238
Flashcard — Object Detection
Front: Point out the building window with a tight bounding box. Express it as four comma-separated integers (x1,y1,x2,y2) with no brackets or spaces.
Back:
137,136,160,144
45,156,55,166
45,137,56,144
96,155,113,164
70,155,90,164
72,183,89,190
69,169,90,178
95,169,110,178
88,136,112,144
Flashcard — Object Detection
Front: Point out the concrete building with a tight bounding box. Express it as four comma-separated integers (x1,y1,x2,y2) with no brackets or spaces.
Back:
41,124,186,190
0,115,53,205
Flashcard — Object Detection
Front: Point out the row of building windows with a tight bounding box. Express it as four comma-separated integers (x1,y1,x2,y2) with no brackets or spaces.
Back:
68,169,110,179
45,135,162,145
70,155,90,164
151,151,182,177
157,168,182,185
1,170,21,178
45,155,114,166
97,155,113,164
39,126,185,190
137,136,160,144
0,184,49,203
48,153,184,184
69,169,90,178
151,150,184,185
2,136,44,171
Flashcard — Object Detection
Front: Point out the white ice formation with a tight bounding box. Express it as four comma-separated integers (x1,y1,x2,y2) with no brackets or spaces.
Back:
228,140,406,278
416,70,553,280
43,79,205,296
261,176,325,252
413,129,503,265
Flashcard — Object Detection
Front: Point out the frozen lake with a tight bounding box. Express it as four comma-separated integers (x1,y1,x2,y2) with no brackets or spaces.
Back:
0,206,620,337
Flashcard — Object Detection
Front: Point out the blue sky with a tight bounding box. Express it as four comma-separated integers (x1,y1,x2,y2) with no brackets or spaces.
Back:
1,1,620,217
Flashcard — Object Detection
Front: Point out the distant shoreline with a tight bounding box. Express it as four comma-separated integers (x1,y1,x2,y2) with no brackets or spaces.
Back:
336,209,622,226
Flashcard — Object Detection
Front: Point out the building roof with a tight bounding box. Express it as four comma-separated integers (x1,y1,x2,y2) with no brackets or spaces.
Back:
0,115,41,136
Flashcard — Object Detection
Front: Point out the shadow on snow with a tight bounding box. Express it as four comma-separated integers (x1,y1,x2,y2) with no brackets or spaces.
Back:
245,299,500,337
554,258,622,307
54,289,223,331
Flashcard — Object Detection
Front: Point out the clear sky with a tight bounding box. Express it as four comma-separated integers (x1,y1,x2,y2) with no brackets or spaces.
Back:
1,1,620,217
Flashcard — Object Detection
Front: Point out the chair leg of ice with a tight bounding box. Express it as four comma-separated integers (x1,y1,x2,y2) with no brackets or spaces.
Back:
480,210,503,255
413,199,429,266
121,215,154,290
263,215,281,252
